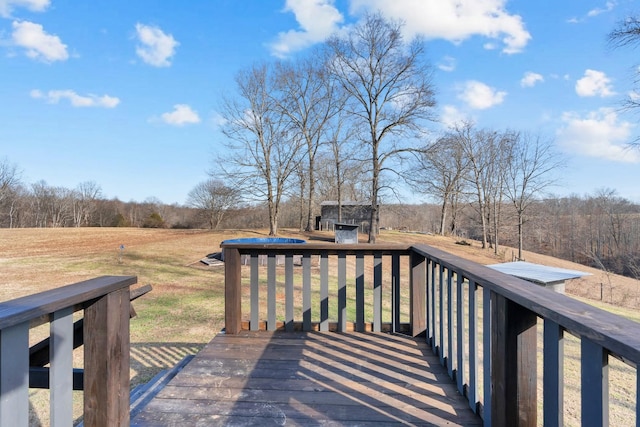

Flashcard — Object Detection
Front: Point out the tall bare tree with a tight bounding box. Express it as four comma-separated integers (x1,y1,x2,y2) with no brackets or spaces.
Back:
72,181,102,227
608,16,640,146
504,132,563,259
274,54,341,231
406,133,469,236
326,13,436,243
218,63,302,236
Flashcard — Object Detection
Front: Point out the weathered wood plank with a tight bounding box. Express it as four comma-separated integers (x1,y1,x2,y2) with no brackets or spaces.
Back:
223,248,242,335
338,252,347,332
356,254,365,332
544,319,564,427
456,273,465,396
131,332,482,426
582,337,609,426
285,254,294,332
320,251,329,332
410,251,427,337
267,253,276,331
392,253,401,333
0,321,29,427
373,253,382,332
250,253,259,331
83,287,130,427
50,307,74,427
491,293,537,427
468,279,478,413
302,254,311,331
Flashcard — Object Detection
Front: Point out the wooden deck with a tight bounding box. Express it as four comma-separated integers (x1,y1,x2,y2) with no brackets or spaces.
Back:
130,331,482,426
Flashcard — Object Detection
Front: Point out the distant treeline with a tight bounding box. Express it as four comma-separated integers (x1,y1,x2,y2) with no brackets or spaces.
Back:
0,177,638,279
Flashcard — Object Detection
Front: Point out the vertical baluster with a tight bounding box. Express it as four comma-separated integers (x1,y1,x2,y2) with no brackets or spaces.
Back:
439,263,445,365
356,253,365,332
447,268,453,377
267,253,276,331
224,247,242,334
456,273,465,395
285,253,294,332
373,253,382,333
320,251,329,332
410,251,427,337
51,307,74,427
303,254,312,331
250,252,259,331
392,254,401,330
636,370,640,427
544,319,564,427
581,337,609,426
0,321,29,427
431,260,437,353
482,287,492,427
338,252,347,332
468,280,478,413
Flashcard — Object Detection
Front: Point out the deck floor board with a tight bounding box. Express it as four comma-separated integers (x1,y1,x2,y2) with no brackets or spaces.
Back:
131,331,482,426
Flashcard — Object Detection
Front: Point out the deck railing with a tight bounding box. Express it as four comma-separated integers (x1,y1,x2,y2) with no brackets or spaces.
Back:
222,241,640,427
0,275,136,427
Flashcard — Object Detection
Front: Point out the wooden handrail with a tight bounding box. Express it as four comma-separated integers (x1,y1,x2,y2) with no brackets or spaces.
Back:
0,276,136,427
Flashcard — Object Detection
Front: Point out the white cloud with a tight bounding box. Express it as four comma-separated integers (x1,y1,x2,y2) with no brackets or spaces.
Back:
521,71,544,88
11,20,68,62
575,69,615,97
350,0,531,54
269,0,343,57
556,108,638,163
587,1,616,18
161,104,200,126
568,1,615,23
457,80,506,110
439,105,468,128
438,56,456,72
0,0,49,18
135,23,179,67
30,89,120,108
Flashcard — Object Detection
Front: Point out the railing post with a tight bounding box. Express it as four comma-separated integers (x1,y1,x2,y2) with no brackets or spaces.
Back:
83,287,131,427
224,247,242,334
491,292,537,427
410,251,427,337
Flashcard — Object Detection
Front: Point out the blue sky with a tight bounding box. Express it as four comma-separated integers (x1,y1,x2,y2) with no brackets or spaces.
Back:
1,0,639,205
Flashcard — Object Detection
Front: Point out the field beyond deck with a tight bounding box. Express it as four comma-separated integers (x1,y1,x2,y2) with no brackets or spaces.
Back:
131,331,481,426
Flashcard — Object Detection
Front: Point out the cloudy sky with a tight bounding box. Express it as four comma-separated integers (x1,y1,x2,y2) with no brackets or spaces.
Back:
1,0,639,204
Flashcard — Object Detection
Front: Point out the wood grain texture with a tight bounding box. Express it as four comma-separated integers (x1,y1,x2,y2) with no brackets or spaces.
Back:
131,331,482,426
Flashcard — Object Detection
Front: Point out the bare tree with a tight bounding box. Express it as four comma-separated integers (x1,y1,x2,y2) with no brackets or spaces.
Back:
218,63,302,236
187,179,241,229
405,133,469,235
326,13,437,243
72,181,102,227
274,54,341,231
0,158,22,227
608,16,640,146
504,132,563,260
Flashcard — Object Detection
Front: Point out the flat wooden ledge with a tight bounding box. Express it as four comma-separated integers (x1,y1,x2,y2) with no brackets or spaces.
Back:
131,331,481,426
